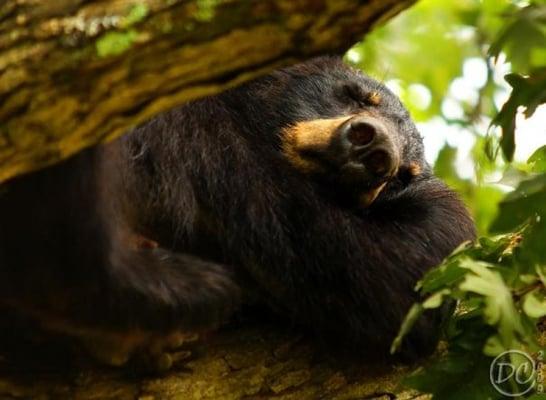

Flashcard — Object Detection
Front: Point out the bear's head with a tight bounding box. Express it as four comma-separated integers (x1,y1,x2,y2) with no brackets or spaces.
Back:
228,57,428,207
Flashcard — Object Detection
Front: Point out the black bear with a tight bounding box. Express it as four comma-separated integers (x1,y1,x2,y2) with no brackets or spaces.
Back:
0,57,475,366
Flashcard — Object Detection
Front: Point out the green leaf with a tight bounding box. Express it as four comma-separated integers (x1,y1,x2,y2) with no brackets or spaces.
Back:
491,174,546,232
390,303,424,354
489,174,546,264
488,4,546,72
483,334,506,356
458,259,524,348
522,220,546,266
423,289,451,309
418,258,468,294
491,71,546,161
523,291,546,318
402,352,499,399
528,145,546,173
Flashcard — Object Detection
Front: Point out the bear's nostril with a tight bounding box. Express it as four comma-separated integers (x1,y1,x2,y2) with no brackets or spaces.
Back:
347,121,375,146
363,150,390,176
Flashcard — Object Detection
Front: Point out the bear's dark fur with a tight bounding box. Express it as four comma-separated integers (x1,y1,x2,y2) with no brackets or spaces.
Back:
0,57,475,362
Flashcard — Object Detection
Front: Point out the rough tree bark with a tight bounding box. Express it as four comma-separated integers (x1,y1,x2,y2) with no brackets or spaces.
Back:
0,1,426,399
0,321,426,400
0,0,414,183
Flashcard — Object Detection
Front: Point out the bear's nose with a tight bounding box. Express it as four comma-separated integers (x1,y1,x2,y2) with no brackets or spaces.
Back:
346,120,376,146
340,117,400,178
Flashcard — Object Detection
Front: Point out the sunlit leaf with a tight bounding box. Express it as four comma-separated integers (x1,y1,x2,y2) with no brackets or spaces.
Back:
390,303,424,354
458,259,523,348
522,291,546,318
528,145,546,173
418,258,468,294
423,289,451,309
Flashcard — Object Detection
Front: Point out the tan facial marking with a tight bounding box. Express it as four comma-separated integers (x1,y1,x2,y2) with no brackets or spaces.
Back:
408,161,422,177
281,116,351,173
367,91,381,106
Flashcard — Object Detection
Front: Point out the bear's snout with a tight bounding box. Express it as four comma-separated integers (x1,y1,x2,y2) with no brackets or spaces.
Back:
338,116,401,181
280,113,403,206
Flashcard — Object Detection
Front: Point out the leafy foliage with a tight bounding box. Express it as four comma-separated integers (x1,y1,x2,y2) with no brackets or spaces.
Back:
347,0,526,235
349,0,546,398
494,71,546,161
391,228,546,398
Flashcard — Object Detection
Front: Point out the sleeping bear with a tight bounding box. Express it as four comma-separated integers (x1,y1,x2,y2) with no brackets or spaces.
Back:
0,57,475,367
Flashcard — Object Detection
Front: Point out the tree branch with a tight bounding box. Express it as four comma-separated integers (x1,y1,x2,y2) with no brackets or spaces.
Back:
0,0,414,182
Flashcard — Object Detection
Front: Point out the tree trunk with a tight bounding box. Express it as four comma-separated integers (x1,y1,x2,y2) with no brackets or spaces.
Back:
0,1,424,399
0,321,426,400
0,0,414,183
